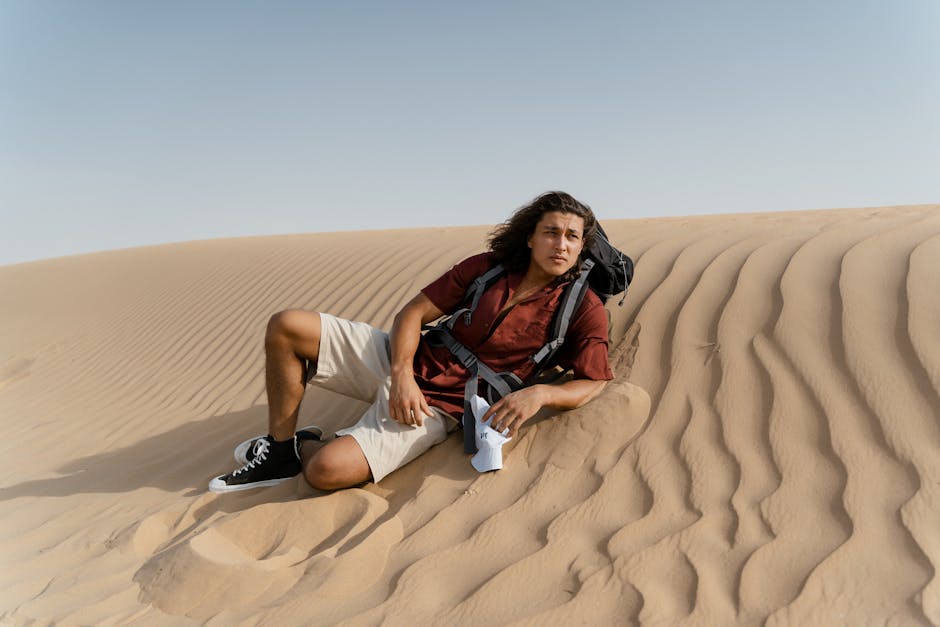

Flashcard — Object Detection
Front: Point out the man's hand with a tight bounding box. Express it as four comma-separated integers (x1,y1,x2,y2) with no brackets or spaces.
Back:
388,292,444,428
483,385,547,438
481,379,607,439
389,369,432,427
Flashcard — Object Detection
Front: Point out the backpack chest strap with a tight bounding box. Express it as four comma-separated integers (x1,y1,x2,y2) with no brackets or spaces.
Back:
425,327,522,453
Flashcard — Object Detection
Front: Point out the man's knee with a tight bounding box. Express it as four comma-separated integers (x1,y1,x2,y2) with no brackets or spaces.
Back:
304,438,371,491
266,309,300,341
266,310,319,347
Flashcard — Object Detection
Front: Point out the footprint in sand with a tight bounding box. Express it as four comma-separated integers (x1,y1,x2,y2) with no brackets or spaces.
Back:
133,489,402,621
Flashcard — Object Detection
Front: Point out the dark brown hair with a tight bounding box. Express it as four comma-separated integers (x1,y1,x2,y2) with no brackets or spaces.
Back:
487,191,597,278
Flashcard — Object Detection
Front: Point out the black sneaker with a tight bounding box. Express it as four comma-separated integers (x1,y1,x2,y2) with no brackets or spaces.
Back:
208,436,302,493
234,425,323,466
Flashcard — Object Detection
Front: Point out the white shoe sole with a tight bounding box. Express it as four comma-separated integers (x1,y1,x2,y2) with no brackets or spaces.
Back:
208,475,295,493
233,425,323,465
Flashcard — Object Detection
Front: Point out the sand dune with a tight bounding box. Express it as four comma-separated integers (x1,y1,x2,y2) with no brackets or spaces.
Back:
1,205,938,625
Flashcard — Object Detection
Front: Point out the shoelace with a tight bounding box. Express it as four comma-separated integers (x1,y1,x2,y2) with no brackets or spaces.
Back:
232,438,270,477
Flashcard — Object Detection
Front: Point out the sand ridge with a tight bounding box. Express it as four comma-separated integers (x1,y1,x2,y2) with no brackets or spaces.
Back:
0,206,938,625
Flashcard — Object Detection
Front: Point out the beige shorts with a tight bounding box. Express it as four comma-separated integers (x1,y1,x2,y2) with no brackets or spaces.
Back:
307,313,458,483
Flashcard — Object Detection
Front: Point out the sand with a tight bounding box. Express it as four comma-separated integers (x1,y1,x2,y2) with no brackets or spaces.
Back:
1,205,938,625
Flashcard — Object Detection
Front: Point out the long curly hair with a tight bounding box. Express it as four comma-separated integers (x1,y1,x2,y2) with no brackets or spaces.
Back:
487,191,598,280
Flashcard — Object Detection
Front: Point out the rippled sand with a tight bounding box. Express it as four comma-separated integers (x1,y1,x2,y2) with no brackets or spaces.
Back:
1,205,937,625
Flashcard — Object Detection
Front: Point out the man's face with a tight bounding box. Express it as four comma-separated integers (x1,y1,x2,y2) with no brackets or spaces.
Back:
526,211,586,279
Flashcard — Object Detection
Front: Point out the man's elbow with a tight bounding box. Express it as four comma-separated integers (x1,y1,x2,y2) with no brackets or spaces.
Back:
392,306,409,327
394,295,423,326
577,379,608,407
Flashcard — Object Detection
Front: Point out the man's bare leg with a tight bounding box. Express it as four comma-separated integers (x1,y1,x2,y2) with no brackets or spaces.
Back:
209,309,342,493
264,310,322,440
268,310,373,490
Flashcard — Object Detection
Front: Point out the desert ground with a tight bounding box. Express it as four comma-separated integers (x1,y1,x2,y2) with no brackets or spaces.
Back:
1,204,938,625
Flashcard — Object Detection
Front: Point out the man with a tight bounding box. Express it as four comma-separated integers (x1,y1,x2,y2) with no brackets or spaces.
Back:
209,191,613,493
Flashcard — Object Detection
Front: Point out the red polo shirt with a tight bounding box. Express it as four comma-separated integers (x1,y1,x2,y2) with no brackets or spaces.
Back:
415,252,614,418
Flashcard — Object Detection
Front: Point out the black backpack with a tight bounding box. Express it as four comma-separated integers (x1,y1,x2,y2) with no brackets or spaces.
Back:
424,223,633,453
586,223,634,305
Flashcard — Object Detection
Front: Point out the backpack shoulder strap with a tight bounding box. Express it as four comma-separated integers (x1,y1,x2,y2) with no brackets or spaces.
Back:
446,263,507,329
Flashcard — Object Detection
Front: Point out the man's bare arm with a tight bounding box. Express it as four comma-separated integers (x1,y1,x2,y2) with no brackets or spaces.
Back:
484,378,608,438
388,293,444,426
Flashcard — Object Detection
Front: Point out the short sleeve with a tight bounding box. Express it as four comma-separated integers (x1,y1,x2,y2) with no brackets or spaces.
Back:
555,292,614,381
421,252,496,315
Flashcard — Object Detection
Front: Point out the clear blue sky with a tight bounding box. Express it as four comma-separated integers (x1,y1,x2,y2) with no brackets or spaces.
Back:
2,0,938,266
